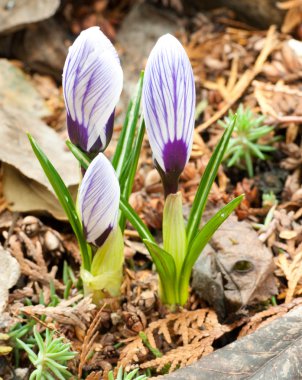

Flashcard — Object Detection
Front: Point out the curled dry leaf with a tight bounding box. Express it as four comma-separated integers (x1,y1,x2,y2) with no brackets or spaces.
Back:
0,247,20,314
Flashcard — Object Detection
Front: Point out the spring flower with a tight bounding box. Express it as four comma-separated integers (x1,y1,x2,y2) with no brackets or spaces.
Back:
63,26,123,154
142,34,196,196
78,152,120,247
78,152,124,300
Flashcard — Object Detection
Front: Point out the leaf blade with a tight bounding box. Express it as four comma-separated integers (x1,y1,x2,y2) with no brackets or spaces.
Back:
186,115,237,245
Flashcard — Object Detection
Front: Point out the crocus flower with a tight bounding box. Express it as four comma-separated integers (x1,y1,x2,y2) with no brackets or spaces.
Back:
63,26,123,154
78,153,120,247
142,34,196,196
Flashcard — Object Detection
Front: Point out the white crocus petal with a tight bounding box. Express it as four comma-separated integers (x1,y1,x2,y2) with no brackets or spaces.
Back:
62,26,123,153
142,34,195,175
78,153,120,246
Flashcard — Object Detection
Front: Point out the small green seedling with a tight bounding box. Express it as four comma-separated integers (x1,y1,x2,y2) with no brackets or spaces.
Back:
16,326,76,380
219,104,277,177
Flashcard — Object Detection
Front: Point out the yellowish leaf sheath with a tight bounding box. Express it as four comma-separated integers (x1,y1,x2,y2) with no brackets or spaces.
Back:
163,191,187,279
81,227,124,303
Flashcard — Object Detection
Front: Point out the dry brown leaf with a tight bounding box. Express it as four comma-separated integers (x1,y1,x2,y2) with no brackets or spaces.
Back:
0,105,78,220
0,0,60,33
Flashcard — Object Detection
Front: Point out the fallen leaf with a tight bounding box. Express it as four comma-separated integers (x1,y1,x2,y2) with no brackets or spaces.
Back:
0,59,51,118
0,0,60,33
0,105,78,219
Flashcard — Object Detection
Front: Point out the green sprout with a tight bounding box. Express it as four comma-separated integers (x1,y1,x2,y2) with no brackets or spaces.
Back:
219,104,277,177
16,326,77,380
108,367,148,380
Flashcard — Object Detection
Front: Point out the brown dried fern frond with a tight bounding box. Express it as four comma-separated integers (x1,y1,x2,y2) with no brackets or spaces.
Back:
140,339,214,373
119,336,148,371
118,308,244,374
78,305,107,378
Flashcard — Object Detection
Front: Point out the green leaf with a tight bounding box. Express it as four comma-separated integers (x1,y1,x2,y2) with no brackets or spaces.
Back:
119,119,145,232
27,134,91,270
143,240,177,305
186,115,237,245
246,140,265,160
119,196,154,243
65,140,91,170
120,119,145,199
244,150,254,177
179,195,244,305
112,71,144,178
227,148,243,167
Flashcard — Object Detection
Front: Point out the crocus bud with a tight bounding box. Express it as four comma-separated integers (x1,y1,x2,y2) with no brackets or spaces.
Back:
78,153,120,247
63,26,123,154
142,34,196,197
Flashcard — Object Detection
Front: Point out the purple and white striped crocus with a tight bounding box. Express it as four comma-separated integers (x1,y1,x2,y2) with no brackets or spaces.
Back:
63,26,123,154
142,34,196,196
78,153,120,247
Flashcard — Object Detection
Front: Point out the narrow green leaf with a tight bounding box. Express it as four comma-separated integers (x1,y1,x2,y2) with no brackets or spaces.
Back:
179,195,244,305
112,71,144,178
66,140,91,169
255,144,276,152
119,119,145,231
244,150,254,177
186,115,237,244
27,134,91,270
143,240,177,305
112,99,133,169
119,197,154,243
121,119,145,199
227,148,242,167
246,140,265,160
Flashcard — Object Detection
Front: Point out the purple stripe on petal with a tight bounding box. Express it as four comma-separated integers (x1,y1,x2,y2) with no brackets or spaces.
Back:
78,153,120,247
142,33,196,196
95,225,113,247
